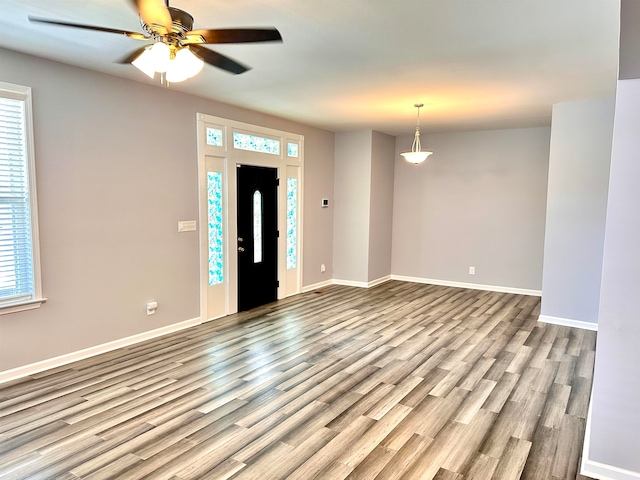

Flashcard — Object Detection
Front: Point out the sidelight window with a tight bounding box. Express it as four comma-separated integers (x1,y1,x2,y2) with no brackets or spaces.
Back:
286,178,297,269
207,172,223,285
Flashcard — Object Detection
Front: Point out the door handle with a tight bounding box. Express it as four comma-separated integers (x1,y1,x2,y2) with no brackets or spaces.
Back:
238,247,245,252
238,237,244,242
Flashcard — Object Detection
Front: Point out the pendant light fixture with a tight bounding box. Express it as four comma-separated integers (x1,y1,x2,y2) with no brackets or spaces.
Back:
401,103,433,165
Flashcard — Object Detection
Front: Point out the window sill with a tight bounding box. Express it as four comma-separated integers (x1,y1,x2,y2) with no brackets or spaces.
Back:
0,298,47,315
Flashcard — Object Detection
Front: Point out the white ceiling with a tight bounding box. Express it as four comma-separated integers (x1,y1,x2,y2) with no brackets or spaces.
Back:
0,0,621,136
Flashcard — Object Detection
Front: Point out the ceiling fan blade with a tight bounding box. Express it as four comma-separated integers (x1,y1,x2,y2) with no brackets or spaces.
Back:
130,0,173,35
189,45,250,75
184,28,282,44
118,47,148,64
28,17,148,40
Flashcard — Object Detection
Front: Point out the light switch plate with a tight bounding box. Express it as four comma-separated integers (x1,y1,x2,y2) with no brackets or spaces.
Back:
178,220,197,232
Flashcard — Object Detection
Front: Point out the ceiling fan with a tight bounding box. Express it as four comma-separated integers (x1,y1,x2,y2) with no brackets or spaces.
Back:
28,0,282,82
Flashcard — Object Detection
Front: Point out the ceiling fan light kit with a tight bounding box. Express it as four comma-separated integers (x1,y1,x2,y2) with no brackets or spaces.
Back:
132,41,204,82
28,0,282,84
169,47,204,81
401,103,434,165
131,41,169,77
131,4,204,83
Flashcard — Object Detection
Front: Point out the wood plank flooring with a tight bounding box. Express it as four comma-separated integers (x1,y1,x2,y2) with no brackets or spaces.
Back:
0,281,597,479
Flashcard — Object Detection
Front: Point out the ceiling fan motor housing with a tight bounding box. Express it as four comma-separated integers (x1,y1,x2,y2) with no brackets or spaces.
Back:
141,7,194,37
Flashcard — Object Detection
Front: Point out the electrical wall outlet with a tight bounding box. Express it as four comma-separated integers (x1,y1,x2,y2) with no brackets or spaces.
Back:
469,266,475,275
321,264,326,273
146,301,158,315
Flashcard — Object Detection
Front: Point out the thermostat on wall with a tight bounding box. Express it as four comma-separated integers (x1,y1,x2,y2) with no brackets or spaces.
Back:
321,198,329,208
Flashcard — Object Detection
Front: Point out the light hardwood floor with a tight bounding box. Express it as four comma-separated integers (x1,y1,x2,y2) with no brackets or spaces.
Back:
0,282,596,480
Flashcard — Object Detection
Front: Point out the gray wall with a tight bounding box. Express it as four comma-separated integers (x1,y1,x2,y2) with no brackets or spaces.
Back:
302,128,335,287
588,78,640,474
332,130,395,284
368,131,395,282
332,131,372,283
540,98,615,325
0,48,335,372
619,0,640,79
391,127,550,291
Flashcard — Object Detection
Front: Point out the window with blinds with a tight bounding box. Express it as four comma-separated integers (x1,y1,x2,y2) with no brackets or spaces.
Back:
0,82,43,312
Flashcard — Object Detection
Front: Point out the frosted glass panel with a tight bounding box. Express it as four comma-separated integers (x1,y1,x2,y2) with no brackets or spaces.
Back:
207,172,223,285
253,190,262,263
287,178,297,269
206,127,223,146
233,132,280,155
287,142,299,158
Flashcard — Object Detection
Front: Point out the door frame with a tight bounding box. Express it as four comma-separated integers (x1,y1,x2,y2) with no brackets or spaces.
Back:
196,113,304,321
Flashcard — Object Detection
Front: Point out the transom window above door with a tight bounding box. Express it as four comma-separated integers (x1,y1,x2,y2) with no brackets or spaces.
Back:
233,132,280,155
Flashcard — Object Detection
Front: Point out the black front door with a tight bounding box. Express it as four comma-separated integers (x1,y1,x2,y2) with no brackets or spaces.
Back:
237,165,278,311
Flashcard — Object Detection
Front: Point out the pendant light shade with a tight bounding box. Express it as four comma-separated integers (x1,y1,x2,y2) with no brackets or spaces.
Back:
401,103,433,165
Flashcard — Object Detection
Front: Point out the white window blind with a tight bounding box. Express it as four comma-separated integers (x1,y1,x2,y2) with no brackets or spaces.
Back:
0,82,42,310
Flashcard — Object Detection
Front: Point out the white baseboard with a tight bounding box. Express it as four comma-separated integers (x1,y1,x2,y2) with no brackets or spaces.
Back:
302,279,333,292
0,317,201,385
538,314,598,331
332,275,392,289
332,278,369,288
306,275,537,294
368,275,392,288
582,460,640,480
390,274,542,297
580,403,640,480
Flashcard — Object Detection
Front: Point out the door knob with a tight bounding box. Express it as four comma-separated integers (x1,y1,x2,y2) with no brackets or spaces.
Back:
238,247,245,252
238,237,244,242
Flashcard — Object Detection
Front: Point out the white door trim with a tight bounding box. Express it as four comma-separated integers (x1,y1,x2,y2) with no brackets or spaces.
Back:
196,113,304,322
